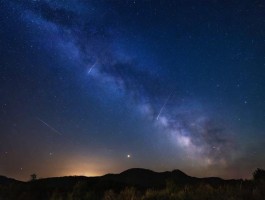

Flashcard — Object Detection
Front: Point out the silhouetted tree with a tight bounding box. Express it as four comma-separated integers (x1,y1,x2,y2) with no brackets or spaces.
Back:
253,168,265,181
30,173,37,181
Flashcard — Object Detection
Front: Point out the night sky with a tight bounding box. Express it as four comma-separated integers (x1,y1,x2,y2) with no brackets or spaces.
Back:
1,0,265,181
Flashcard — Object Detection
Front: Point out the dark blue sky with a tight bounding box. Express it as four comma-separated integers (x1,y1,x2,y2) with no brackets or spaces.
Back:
1,0,265,180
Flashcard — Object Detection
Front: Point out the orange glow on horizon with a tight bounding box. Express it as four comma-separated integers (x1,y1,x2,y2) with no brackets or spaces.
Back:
55,156,116,178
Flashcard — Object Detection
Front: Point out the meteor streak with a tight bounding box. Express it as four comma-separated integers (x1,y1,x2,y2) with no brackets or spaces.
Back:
88,62,97,74
156,93,172,120
37,118,62,135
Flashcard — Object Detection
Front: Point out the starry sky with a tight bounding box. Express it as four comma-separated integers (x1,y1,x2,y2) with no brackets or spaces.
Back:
1,0,265,181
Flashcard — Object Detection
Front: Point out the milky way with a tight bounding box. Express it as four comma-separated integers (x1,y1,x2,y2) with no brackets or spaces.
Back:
1,0,265,180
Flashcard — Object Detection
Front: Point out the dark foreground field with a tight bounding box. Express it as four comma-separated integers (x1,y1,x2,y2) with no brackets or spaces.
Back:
0,168,265,200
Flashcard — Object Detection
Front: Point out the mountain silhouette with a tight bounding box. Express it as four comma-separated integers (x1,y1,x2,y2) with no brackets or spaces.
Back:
101,168,193,187
0,168,239,189
0,175,21,185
